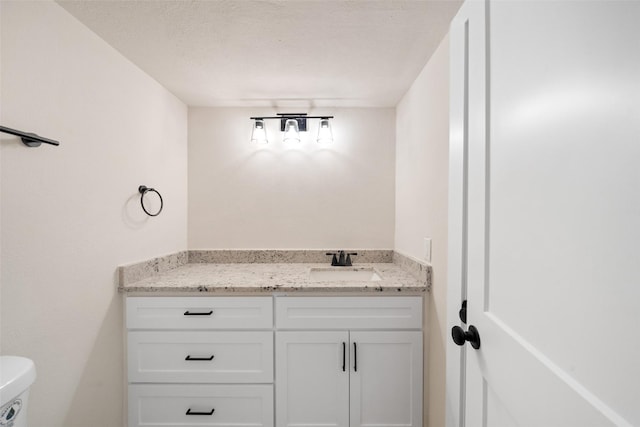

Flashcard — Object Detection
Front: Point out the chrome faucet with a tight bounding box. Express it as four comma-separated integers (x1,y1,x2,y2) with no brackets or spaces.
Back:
326,250,358,266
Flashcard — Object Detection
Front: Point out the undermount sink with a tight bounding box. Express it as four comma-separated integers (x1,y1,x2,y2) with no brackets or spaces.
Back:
308,267,382,282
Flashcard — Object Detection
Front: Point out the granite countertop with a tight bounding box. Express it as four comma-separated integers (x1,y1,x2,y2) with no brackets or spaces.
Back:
117,250,430,294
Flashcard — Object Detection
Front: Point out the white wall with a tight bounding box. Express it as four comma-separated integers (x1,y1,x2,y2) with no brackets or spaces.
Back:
0,2,188,426
188,107,395,249
395,35,450,427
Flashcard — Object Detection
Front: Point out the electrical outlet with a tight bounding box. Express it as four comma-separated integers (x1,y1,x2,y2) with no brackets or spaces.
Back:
423,238,432,263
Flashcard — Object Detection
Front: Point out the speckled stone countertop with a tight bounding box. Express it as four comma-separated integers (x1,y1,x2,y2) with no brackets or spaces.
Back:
118,253,431,294
119,262,426,294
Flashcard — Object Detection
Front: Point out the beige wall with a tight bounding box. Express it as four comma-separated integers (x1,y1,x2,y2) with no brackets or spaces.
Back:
395,35,450,427
0,2,188,426
188,107,395,249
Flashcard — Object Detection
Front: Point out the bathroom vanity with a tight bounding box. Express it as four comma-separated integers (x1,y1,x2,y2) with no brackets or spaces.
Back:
119,251,429,427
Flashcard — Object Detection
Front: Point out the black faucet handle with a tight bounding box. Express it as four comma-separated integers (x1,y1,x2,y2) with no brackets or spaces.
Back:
326,252,339,266
345,253,357,266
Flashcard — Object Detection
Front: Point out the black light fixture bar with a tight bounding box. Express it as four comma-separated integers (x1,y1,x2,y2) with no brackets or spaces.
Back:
249,116,335,120
250,114,334,132
0,125,60,147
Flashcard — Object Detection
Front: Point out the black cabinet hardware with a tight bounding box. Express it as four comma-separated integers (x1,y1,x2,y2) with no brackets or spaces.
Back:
353,342,357,372
342,342,346,372
186,408,215,416
451,325,481,349
184,310,213,316
185,355,215,361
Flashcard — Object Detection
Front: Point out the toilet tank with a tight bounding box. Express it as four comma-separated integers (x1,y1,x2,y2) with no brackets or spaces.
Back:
0,356,36,427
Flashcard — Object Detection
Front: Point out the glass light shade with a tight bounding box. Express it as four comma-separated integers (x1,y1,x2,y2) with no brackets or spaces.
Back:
283,119,301,143
317,118,333,143
250,119,268,144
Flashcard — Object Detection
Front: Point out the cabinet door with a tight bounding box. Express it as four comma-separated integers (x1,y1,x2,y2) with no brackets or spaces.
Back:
350,331,423,427
275,331,349,427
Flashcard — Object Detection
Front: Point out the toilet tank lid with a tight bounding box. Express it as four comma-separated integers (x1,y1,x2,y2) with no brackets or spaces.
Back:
0,356,36,407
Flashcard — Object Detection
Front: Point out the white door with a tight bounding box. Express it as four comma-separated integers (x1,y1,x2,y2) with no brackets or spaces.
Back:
275,331,350,427
448,1,640,426
349,331,423,427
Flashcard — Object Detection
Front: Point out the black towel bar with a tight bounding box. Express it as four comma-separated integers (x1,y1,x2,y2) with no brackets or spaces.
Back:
0,125,60,147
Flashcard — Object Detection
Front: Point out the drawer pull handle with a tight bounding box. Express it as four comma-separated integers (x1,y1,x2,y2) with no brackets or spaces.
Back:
353,342,357,372
342,342,346,372
184,310,213,316
186,408,215,416
185,355,215,361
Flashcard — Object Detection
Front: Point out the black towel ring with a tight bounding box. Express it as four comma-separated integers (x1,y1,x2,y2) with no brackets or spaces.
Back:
138,185,163,217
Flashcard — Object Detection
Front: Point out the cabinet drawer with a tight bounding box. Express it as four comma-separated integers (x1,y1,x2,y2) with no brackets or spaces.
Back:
275,297,423,330
128,331,273,383
128,384,273,427
126,297,273,329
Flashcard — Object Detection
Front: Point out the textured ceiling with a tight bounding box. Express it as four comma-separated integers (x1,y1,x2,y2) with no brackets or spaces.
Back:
57,0,462,107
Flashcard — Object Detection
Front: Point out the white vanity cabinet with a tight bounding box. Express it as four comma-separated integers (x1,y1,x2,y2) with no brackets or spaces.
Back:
125,295,423,427
274,297,423,427
125,297,274,427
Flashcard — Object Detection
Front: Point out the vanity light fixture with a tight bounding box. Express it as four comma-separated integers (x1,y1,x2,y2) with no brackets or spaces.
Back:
316,118,333,144
283,119,301,143
249,113,334,144
250,119,268,144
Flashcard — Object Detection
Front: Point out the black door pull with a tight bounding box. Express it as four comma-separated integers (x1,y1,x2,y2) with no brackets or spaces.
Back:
185,355,215,361
353,342,357,372
342,342,346,372
451,325,481,349
186,408,215,416
184,310,213,316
